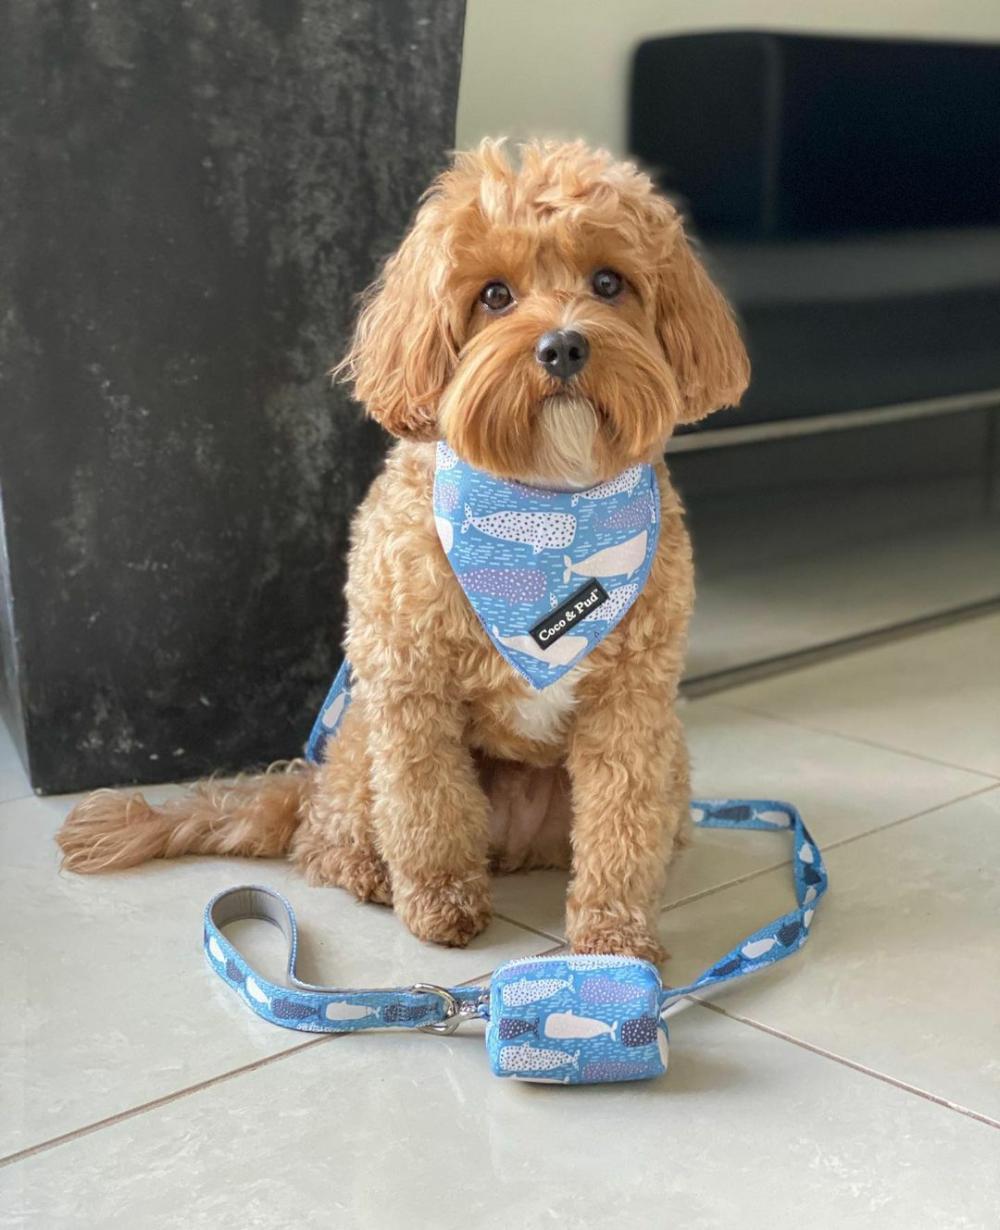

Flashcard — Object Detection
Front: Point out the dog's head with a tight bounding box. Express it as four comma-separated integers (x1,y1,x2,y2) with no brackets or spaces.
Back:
339,140,748,485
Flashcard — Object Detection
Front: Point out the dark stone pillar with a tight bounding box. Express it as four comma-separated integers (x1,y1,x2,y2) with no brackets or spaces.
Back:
0,0,467,793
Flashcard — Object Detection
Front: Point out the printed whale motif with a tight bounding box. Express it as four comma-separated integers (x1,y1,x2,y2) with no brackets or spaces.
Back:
320,689,348,732
459,566,547,604
581,1060,649,1082
434,516,454,555
324,1002,379,1022
741,938,777,960
596,491,656,532
563,530,648,584
307,457,663,758
433,480,459,516
245,977,269,1004
272,997,313,1020
619,1016,659,1047
463,505,576,554
571,465,644,505
544,1011,618,1041
492,625,589,667
383,1002,437,1024
500,977,572,1008
581,583,638,624
499,1043,579,1073
497,1018,537,1041
579,975,646,1006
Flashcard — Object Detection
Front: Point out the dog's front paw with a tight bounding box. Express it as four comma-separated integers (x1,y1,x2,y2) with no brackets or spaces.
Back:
299,842,393,905
395,873,492,948
567,913,666,965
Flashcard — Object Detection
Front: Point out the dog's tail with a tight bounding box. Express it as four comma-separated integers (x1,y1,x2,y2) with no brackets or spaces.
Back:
57,760,313,874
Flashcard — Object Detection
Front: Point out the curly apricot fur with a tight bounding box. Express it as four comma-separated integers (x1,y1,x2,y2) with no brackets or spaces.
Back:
57,140,748,960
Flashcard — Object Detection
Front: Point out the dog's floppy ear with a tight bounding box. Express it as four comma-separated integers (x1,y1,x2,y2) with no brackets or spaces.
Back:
336,196,457,439
655,226,750,423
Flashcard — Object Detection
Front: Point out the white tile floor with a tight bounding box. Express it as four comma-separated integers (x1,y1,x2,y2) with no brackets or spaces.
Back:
2,612,999,1228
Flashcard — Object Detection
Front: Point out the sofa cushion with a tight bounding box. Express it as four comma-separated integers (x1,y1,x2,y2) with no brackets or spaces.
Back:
696,229,1000,428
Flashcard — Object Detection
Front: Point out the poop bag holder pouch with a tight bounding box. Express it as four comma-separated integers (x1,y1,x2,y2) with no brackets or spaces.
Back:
204,799,827,1086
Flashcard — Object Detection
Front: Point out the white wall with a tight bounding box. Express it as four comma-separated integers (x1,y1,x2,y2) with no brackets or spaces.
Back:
457,0,1000,154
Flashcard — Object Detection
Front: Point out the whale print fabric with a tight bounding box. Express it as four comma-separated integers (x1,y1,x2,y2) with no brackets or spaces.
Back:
305,659,351,762
484,799,828,1083
487,954,668,1084
660,798,829,1002
204,800,826,1085
433,443,660,689
305,449,660,762
204,885,488,1034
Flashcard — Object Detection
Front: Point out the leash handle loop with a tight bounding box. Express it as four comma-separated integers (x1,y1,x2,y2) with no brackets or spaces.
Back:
203,885,488,1034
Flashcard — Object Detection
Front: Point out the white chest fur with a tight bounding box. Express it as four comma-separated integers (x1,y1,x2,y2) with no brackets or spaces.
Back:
508,668,585,744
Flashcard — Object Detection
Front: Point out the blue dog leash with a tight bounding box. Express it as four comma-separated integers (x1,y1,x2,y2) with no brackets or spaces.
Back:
205,798,827,1085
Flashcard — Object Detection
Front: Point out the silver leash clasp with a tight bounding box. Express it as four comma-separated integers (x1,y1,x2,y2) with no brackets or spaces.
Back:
411,983,472,1035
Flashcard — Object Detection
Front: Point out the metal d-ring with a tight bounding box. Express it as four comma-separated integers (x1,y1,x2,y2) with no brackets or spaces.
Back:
411,982,462,1035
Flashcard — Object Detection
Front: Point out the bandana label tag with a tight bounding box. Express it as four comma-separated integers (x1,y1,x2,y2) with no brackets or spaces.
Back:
529,579,608,648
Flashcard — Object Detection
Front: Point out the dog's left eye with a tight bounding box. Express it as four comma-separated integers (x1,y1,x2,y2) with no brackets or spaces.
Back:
479,281,514,312
591,268,624,300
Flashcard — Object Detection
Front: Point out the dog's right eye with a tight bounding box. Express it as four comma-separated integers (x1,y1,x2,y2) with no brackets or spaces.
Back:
479,281,514,313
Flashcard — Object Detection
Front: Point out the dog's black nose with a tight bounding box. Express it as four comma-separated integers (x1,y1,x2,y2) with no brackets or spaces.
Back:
535,329,589,381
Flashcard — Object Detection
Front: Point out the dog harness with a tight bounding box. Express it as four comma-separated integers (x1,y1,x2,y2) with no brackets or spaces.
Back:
305,444,660,762
204,800,827,1085
205,452,828,1086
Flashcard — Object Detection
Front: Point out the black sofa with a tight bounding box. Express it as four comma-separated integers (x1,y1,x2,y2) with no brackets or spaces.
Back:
630,32,1000,434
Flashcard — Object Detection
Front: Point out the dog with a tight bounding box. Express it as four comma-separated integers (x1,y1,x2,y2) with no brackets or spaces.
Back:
57,139,748,962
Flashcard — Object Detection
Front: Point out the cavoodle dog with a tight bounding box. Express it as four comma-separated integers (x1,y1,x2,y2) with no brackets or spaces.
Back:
58,140,748,962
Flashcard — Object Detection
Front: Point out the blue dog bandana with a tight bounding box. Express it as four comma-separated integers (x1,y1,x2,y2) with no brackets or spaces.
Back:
433,443,659,688
205,799,826,1085
305,446,659,762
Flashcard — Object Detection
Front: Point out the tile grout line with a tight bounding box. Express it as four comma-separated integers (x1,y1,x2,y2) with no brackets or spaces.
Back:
660,779,1000,916
0,789,37,809
8,781,992,1160
493,912,565,946
0,952,533,1172
693,1000,1000,1131
682,597,1000,702
799,780,1000,854
0,1036,333,1170
503,780,1000,942
5,763,996,1164
707,698,1000,782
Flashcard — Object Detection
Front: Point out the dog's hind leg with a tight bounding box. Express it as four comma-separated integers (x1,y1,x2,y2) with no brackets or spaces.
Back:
290,703,392,905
